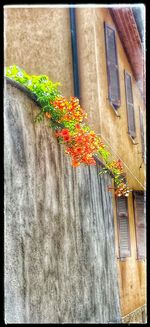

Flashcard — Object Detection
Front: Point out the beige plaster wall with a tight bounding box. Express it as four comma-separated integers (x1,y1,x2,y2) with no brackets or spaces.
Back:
113,191,146,316
4,6,146,190
76,8,146,191
76,7,146,318
4,7,74,97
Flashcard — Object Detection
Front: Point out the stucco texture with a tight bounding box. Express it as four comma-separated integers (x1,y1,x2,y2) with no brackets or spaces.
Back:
76,8,145,191
4,7,74,97
4,6,146,190
4,83,121,323
115,192,146,316
4,6,146,320
75,8,146,317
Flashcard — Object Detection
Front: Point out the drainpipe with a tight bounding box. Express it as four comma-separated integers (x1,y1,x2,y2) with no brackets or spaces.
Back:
69,8,80,99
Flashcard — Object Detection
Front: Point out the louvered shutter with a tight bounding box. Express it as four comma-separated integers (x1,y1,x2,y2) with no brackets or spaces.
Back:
104,23,121,108
124,71,136,138
116,196,131,258
139,109,144,158
134,192,146,259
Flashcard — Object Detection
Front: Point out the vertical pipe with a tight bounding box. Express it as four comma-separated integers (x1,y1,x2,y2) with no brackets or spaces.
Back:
69,8,80,99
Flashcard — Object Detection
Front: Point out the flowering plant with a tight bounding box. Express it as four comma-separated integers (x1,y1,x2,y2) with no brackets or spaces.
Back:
6,65,131,196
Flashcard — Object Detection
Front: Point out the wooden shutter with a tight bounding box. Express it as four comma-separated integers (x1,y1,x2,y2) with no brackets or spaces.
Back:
139,108,144,158
133,191,146,259
104,23,121,108
116,196,131,258
124,71,136,138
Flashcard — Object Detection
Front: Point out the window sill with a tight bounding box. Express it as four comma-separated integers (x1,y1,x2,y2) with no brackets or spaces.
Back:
117,257,130,261
110,102,121,117
129,134,138,145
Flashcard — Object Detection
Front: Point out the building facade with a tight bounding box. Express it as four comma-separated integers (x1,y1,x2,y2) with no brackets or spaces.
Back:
4,5,146,323
75,7,146,321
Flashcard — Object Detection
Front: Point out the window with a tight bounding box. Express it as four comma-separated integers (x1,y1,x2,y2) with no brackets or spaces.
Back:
104,22,121,110
139,108,145,159
116,196,131,258
124,71,136,139
133,191,146,260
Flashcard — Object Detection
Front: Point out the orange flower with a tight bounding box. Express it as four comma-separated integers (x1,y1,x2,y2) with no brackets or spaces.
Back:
99,142,105,148
55,131,61,137
76,148,82,154
63,135,71,142
61,129,70,136
72,160,80,167
45,112,51,119
87,157,96,165
116,159,123,170
90,131,95,136
46,95,126,192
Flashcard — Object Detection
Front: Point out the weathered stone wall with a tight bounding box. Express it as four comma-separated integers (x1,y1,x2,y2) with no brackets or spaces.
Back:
4,84,121,323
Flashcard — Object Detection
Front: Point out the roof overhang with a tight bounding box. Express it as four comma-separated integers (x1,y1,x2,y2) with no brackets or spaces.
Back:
109,8,145,103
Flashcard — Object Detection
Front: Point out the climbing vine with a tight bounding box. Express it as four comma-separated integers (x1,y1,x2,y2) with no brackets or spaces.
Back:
6,65,131,196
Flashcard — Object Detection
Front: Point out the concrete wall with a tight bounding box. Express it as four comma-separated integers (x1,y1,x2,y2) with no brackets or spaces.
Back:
4,83,121,323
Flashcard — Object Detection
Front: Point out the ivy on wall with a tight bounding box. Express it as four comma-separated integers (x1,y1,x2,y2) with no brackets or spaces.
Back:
6,65,131,197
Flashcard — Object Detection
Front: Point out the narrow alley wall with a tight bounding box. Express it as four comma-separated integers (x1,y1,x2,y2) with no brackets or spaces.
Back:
4,83,121,323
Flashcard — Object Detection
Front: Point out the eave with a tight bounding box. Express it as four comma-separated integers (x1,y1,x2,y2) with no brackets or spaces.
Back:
109,8,145,104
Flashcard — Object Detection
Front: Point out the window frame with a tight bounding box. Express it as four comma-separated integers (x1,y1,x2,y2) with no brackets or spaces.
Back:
104,22,121,110
116,195,131,260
